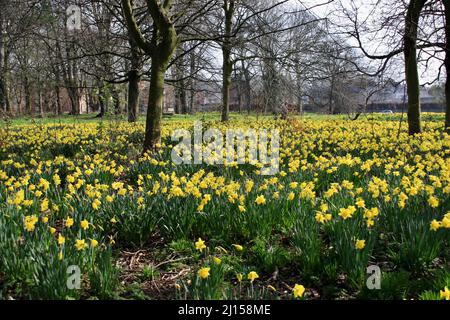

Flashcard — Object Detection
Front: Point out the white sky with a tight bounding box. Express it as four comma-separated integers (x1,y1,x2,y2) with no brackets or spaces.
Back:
299,0,444,85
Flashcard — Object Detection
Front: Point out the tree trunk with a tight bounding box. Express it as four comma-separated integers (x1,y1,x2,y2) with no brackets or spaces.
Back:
296,64,303,114
128,69,140,122
97,85,106,117
221,0,235,122
329,75,335,114
142,40,177,151
121,0,177,151
112,87,121,115
404,0,426,135
142,15,177,152
0,9,3,111
144,58,165,151
68,87,80,115
180,85,187,114
236,69,242,113
242,62,251,114
173,45,188,114
188,49,196,114
175,83,187,114
24,77,32,114
444,0,450,132
0,70,9,113
38,85,44,118
54,85,62,115
222,47,232,121
174,87,181,114
127,29,142,122
0,46,10,113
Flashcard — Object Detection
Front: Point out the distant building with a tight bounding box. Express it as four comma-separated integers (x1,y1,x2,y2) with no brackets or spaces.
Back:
369,84,444,112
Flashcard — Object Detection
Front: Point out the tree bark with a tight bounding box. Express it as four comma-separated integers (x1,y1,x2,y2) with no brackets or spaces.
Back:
241,61,251,114
23,75,32,115
329,75,335,114
444,0,450,132
188,49,196,114
404,0,426,135
128,69,140,122
0,12,10,113
144,58,166,151
68,87,81,115
112,87,121,115
222,49,232,121
54,85,62,115
37,84,44,118
173,45,188,114
126,27,142,122
97,84,106,117
0,9,5,112
221,0,235,122
295,63,303,114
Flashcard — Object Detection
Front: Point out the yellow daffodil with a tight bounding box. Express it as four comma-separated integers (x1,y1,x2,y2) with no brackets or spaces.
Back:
247,271,259,282
440,287,450,300
195,238,206,252
430,219,441,231
75,239,87,251
80,219,89,230
198,267,210,279
90,239,99,248
355,239,366,250
65,217,74,228
255,195,266,205
232,244,244,251
57,234,65,245
293,284,305,298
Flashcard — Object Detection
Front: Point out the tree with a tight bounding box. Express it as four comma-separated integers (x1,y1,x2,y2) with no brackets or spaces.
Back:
404,0,427,135
221,0,235,121
127,34,143,122
444,0,450,131
335,0,445,135
121,0,178,151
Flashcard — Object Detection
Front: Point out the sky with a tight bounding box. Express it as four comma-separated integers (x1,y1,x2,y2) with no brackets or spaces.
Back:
297,0,444,85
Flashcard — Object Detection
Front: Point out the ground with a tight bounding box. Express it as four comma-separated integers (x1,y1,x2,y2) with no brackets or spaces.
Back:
0,113,449,300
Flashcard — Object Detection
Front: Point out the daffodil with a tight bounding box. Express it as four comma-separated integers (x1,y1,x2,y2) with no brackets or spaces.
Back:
440,286,450,300
293,284,305,298
255,195,266,205
195,238,206,252
75,239,87,251
57,234,65,245
232,244,243,251
90,239,98,248
247,271,259,282
430,219,441,231
198,267,210,279
355,239,366,250
80,219,89,230
23,215,38,232
65,217,74,228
